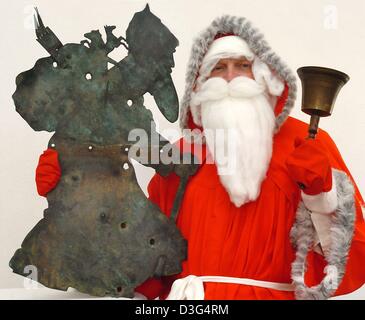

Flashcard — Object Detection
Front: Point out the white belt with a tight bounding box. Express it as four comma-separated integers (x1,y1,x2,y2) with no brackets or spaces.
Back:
165,275,295,300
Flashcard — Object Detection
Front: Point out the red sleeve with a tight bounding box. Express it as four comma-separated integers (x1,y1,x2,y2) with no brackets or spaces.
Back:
147,173,163,207
305,129,365,296
134,277,164,300
35,148,61,197
318,129,364,207
147,171,181,217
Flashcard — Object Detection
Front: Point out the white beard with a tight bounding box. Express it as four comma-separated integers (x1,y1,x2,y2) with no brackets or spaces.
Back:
190,76,276,207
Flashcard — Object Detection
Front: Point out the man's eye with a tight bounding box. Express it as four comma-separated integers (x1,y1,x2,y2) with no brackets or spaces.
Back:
213,66,224,71
240,63,251,68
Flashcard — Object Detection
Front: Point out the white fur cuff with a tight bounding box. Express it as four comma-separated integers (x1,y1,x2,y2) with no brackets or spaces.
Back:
301,171,338,214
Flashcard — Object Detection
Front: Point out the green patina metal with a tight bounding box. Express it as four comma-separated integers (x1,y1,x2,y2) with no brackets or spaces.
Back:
9,5,197,298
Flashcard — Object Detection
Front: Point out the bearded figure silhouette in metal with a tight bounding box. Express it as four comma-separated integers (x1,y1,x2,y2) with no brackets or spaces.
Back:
10,5,197,298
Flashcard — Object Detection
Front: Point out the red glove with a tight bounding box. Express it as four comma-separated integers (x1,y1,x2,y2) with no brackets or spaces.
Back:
134,277,164,300
286,137,332,195
35,148,61,197
135,275,178,300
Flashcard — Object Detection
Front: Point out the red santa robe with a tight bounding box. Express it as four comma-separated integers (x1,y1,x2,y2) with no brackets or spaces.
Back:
135,16,365,299
135,91,365,301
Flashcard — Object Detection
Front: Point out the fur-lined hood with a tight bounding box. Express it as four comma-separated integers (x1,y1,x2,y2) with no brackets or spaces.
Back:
179,15,297,136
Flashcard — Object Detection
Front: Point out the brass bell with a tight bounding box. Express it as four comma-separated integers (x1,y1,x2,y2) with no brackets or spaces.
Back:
297,66,350,139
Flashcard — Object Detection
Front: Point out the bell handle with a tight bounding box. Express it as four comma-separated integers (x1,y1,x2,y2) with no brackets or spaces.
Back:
307,114,320,139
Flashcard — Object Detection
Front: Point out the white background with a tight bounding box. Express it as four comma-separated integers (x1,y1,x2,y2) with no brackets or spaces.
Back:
0,0,364,299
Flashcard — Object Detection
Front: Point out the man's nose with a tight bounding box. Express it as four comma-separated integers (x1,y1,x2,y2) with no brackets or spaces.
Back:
224,66,240,82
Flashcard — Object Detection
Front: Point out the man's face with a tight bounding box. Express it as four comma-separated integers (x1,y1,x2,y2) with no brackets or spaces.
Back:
191,56,275,207
208,57,254,82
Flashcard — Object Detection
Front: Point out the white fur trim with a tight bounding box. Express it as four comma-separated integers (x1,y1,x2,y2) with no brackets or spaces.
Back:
201,35,255,67
301,171,338,214
312,231,324,256
311,212,333,257
252,57,285,97
302,171,339,257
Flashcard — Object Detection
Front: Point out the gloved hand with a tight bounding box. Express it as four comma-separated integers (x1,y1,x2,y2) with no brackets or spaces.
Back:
134,277,164,300
35,148,61,197
286,137,332,195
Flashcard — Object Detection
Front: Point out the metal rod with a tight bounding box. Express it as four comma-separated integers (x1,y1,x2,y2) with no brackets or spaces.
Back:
307,114,320,139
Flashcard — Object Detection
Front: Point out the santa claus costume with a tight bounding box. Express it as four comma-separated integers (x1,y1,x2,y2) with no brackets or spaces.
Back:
134,15,365,300
36,15,365,300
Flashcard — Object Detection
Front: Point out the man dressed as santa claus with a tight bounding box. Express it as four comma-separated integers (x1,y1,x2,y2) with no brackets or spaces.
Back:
36,15,365,300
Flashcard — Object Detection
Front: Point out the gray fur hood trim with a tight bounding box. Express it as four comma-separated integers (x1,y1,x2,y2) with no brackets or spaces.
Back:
179,15,297,136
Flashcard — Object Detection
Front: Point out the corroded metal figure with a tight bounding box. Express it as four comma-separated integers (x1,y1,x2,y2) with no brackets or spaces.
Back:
10,5,196,298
